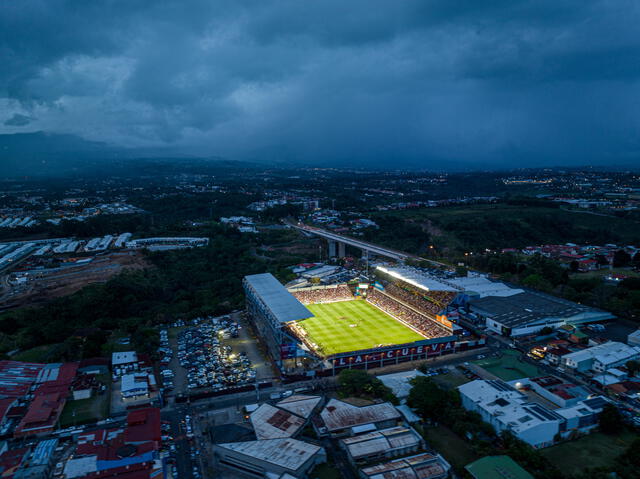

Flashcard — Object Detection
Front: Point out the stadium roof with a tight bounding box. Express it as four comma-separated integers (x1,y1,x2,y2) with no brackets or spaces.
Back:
244,273,313,323
465,456,533,479
376,266,460,292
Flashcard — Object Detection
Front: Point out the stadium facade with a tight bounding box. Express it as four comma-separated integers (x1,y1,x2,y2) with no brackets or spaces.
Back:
243,273,464,375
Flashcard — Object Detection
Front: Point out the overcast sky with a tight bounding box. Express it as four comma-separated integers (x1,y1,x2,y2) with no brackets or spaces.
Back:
2,1,640,167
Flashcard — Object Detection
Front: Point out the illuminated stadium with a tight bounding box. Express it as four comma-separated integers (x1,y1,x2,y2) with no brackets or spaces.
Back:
243,273,460,374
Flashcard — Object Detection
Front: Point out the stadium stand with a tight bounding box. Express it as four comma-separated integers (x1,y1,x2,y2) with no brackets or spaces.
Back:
385,282,456,316
366,290,449,339
291,285,354,304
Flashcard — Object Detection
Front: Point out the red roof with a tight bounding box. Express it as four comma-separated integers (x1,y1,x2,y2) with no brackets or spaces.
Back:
125,408,161,444
14,392,65,437
0,398,17,422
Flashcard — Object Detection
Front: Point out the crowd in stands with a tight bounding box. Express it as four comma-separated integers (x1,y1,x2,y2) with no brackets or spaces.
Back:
367,289,449,339
293,285,354,304
385,283,456,316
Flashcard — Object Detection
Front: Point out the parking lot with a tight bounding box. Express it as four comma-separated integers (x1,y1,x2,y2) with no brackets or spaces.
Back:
170,315,257,394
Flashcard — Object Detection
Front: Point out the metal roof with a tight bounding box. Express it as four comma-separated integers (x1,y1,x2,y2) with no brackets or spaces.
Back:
216,438,322,470
250,403,305,440
245,273,313,323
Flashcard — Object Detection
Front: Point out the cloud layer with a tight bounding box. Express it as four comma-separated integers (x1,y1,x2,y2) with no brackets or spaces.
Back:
2,1,640,166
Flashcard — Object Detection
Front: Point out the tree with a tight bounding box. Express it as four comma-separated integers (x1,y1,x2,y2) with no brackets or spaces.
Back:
599,404,624,434
337,370,397,403
522,274,553,292
626,360,640,377
407,376,459,423
613,250,632,268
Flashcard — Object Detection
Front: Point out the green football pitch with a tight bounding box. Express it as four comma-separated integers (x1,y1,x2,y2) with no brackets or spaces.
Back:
298,300,425,356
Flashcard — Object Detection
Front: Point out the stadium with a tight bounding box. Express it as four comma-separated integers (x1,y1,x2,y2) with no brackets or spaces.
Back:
243,272,461,375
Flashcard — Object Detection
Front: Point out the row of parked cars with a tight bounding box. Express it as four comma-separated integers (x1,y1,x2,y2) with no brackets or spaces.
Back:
178,316,256,391
158,329,175,390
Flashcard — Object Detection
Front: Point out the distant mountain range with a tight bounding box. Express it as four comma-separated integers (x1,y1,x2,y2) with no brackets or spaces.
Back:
0,132,251,177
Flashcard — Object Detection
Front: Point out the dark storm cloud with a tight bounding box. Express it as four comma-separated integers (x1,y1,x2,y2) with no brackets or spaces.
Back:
1,0,639,166
4,114,34,127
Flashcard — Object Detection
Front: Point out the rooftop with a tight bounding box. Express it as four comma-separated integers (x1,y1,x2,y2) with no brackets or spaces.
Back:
244,273,313,323
112,352,138,366
216,438,322,471
320,399,401,432
378,370,427,399
465,455,533,479
276,395,322,419
250,403,305,440
342,426,422,460
564,341,640,366
469,291,610,328
360,452,450,479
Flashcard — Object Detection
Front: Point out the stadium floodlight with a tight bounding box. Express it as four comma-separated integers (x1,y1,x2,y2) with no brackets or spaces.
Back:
376,266,430,292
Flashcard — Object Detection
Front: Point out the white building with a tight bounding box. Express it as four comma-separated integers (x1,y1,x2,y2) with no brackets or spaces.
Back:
458,379,607,448
377,370,427,403
341,426,424,465
562,341,640,373
121,373,150,399
627,329,640,347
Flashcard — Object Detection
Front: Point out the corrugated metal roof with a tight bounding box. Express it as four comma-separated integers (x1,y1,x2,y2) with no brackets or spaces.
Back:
245,273,313,323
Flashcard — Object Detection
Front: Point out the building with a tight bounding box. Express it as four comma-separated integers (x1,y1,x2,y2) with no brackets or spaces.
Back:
627,329,640,347
63,408,162,479
465,456,533,479
458,380,607,448
12,439,58,479
377,370,426,403
213,438,326,479
243,273,313,368
121,373,151,399
275,395,322,419
250,403,305,440
341,426,424,465
512,376,590,408
316,399,402,438
562,341,640,373
112,351,137,367
468,290,614,337
359,452,451,479
14,393,66,438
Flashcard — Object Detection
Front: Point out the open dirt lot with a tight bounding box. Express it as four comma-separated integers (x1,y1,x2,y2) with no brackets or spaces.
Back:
0,251,150,310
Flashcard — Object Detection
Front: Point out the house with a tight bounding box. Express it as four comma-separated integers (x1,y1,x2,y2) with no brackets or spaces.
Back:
562,342,640,373
341,426,424,465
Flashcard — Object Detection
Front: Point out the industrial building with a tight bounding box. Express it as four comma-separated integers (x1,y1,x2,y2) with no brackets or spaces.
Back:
468,290,613,337
341,426,424,465
359,452,451,479
316,399,402,438
213,438,326,479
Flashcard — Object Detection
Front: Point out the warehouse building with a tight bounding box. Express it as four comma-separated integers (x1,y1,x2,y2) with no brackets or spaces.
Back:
359,452,451,479
213,438,325,478
341,426,424,465
468,290,613,337
316,399,402,438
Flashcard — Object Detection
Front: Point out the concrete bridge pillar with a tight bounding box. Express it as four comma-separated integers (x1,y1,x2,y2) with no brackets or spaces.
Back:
328,240,337,258
338,242,346,258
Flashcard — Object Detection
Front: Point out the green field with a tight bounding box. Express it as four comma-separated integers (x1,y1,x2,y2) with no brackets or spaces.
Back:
541,431,637,473
299,300,424,356
473,350,544,381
